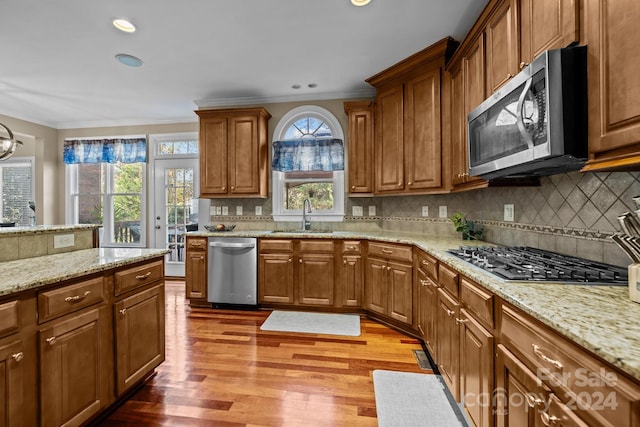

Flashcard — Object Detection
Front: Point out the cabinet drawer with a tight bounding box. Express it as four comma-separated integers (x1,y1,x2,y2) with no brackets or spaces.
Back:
368,242,412,262
187,237,207,251
0,300,19,337
299,239,334,253
259,239,293,252
460,277,493,329
416,249,438,281
342,240,361,254
500,303,640,427
438,263,459,298
38,277,105,323
114,260,163,296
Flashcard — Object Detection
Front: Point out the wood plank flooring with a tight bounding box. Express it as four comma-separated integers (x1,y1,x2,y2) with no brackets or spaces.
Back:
98,281,430,426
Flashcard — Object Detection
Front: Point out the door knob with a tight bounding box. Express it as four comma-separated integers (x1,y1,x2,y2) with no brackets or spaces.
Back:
155,225,161,229
156,216,161,220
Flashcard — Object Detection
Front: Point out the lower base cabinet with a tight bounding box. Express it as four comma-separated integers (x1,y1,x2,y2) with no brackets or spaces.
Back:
114,283,165,395
436,288,460,400
0,337,24,427
39,307,110,427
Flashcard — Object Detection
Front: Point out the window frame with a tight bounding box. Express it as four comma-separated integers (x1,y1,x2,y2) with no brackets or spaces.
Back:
0,156,35,226
272,106,345,223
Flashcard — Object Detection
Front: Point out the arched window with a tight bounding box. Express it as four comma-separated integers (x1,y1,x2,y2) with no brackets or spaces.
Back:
272,106,344,223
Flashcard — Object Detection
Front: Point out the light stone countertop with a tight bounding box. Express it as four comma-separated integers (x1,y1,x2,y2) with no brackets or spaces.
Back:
0,247,168,296
0,224,99,236
191,229,640,382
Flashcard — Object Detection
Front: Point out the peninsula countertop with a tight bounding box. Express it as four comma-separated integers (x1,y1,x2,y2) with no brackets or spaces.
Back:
191,229,640,382
0,247,169,297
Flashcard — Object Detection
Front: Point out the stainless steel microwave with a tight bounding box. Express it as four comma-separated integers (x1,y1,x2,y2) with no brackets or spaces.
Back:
467,46,587,180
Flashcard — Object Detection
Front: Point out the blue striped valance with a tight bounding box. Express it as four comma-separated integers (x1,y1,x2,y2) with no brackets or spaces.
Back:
63,137,147,164
272,138,344,172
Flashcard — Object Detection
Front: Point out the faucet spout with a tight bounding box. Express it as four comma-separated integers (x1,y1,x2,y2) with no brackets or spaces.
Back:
302,199,312,230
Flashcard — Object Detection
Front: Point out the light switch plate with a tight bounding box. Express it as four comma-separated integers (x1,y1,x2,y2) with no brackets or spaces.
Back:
215,206,222,215
221,206,229,216
504,204,515,222
368,206,376,216
236,206,243,216
438,206,448,218
421,206,429,217
54,234,75,249
210,206,216,215
255,206,262,216
352,206,363,217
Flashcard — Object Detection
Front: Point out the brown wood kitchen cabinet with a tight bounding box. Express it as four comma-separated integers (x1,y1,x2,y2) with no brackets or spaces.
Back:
365,242,413,325
415,249,439,356
485,0,518,94
582,0,640,172
344,101,374,195
258,239,295,304
0,299,27,427
185,236,208,304
338,240,364,308
298,240,335,306
366,37,458,195
196,107,271,198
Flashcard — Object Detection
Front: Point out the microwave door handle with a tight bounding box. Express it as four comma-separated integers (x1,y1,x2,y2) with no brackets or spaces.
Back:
516,78,535,151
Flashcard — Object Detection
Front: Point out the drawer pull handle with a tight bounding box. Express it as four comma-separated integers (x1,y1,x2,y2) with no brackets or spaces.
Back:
45,337,56,346
64,290,91,302
135,271,152,280
455,318,468,324
347,246,357,251
12,352,24,362
120,308,127,316
420,279,427,286
526,394,544,408
532,344,563,369
382,249,393,254
421,260,428,265
540,412,559,426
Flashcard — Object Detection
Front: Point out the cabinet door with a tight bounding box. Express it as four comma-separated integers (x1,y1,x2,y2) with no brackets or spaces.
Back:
584,0,640,168
495,344,549,427
185,249,207,300
345,102,374,194
464,34,486,121
199,116,228,196
404,68,442,190
365,257,388,315
436,288,460,401
545,395,589,427
0,339,23,427
340,255,363,307
375,85,405,193
39,307,108,427
387,260,413,324
459,309,494,427
450,65,468,187
259,254,294,304
298,253,335,306
519,0,579,65
486,0,519,93
228,114,260,195
114,284,165,396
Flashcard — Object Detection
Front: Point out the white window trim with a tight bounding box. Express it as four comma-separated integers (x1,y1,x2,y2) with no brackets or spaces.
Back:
271,106,345,223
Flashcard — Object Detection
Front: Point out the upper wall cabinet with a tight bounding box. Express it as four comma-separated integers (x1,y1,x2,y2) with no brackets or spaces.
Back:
196,108,271,198
366,37,458,195
582,0,640,172
344,101,374,194
485,0,519,94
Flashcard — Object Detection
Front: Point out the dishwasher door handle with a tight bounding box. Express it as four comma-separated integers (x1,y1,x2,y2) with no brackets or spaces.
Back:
209,242,256,249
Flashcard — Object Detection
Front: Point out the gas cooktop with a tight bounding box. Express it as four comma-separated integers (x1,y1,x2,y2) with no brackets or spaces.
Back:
447,246,628,285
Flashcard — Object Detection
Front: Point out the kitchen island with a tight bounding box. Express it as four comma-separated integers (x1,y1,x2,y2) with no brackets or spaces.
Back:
0,246,168,427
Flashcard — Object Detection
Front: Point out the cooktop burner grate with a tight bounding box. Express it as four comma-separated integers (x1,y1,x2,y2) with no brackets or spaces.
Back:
447,246,628,285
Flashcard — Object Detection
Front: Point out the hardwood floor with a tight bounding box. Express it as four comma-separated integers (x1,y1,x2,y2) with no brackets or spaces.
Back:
98,281,429,426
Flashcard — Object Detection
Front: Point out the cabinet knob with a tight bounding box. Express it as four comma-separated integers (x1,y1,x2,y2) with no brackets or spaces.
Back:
443,308,455,317
397,182,402,187
507,73,513,79
299,259,302,263
120,308,127,316
526,394,544,408
45,337,56,346
231,186,235,190
343,260,347,265
351,186,356,191
288,258,292,263
540,412,559,426
12,352,24,362
455,317,468,324
519,61,529,70
387,266,391,271
407,181,413,186
222,187,226,191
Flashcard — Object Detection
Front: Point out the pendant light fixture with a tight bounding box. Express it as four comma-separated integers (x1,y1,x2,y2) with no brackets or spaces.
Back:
351,0,371,6
0,123,23,160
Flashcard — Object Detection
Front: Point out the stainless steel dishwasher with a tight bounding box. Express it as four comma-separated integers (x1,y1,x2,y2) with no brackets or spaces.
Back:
207,237,257,307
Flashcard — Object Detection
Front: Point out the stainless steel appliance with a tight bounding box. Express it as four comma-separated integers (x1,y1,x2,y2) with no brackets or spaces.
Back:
208,237,258,307
467,45,587,180
447,246,627,285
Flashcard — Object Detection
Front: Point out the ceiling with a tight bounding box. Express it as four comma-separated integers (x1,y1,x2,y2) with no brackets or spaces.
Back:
2,0,489,130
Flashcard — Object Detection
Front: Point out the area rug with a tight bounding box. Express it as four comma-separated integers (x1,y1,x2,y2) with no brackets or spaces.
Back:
260,310,361,336
373,370,465,427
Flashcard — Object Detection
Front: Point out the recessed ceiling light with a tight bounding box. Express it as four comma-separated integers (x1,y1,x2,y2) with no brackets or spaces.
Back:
351,0,371,6
113,18,136,33
291,84,301,89
308,83,318,88
115,54,143,67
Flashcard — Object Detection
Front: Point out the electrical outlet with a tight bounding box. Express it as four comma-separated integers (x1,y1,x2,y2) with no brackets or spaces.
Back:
221,206,229,216
439,206,448,218
236,206,243,216
215,206,222,215
421,206,429,217
54,234,75,248
210,206,216,215
255,206,262,216
504,204,515,222
368,206,376,216
352,206,363,217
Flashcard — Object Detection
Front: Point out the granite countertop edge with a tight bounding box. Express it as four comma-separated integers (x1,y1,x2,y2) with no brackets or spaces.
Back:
189,229,640,381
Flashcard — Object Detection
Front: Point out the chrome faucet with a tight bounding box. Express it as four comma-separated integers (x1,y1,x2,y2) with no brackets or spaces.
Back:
302,198,312,230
